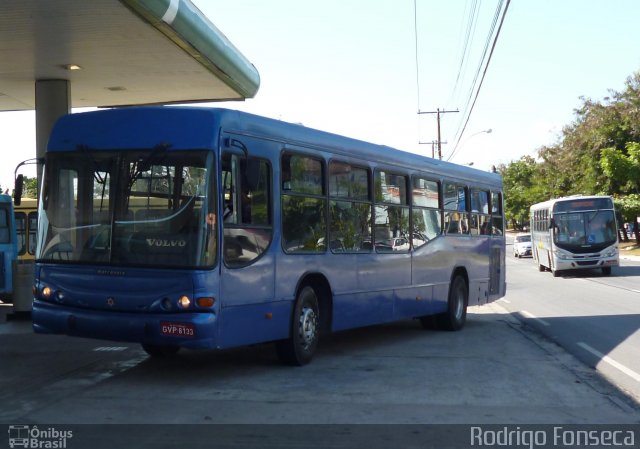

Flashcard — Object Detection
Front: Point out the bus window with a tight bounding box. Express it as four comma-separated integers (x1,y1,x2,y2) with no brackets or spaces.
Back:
15,212,26,255
329,161,371,253
374,170,409,252
470,189,490,236
0,207,9,243
28,212,37,255
443,183,469,235
491,191,504,235
412,177,441,248
222,153,273,267
281,153,326,253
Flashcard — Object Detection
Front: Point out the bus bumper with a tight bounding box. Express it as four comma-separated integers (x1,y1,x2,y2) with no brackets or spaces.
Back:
32,299,218,349
554,256,619,271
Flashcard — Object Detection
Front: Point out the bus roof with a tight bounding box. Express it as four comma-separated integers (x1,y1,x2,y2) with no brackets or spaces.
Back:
0,194,12,205
48,107,502,188
530,195,614,211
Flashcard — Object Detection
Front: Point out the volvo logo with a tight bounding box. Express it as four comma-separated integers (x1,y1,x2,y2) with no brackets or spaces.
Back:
146,238,187,247
106,297,115,307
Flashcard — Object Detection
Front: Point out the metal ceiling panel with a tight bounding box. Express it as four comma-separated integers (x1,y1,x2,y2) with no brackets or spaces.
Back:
0,0,260,111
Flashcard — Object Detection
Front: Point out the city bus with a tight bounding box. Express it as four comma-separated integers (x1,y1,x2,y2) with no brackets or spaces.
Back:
0,194,17,303
12,198,38,311
27,107,506,365
530,195,619,277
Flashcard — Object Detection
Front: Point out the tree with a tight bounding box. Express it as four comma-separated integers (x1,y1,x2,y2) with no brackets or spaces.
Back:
22,176,38,199
499,156,544,229
600,142,640,194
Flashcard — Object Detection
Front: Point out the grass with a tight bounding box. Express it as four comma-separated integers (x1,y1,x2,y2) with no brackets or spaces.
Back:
620,239,640,256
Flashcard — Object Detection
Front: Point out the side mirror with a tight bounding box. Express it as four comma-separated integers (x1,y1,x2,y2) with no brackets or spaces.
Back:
14,174,24,206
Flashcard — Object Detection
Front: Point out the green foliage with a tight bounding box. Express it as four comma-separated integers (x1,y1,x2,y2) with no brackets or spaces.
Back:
600,142,640,193
501,70,640,227
23,176,38,198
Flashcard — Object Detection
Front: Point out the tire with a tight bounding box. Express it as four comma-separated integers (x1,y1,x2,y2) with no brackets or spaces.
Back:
431,275,468,331
141,343,180,357
276,285,320,366
552,269,560,277
602,266,612,276
538,263,545,272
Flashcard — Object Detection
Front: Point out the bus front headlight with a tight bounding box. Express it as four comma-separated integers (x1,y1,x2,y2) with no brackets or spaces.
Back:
553,250,570,260
178,295,191,309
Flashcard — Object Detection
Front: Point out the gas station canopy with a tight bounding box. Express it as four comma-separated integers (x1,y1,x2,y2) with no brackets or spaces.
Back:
0,0,260,111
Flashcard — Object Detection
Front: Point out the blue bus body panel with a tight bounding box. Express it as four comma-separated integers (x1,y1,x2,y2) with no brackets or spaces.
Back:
32,300,218,349
47,107,502,191
48,107,222,152
33,263,222,348
36,107,506,351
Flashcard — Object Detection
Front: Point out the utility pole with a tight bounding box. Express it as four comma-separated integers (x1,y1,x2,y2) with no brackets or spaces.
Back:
418,108,458,159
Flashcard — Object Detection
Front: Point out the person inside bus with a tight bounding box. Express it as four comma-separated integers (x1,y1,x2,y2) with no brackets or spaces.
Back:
588,216,614,243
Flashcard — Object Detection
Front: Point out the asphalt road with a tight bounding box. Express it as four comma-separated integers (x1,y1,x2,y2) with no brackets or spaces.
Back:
501,236,640,403
1,244,640,447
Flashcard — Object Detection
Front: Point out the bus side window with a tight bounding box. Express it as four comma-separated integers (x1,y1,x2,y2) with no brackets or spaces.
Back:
411,177,441,248
281,153,326,253
222,152,273,267
0,207,9,243
491,191,504,235
443,183,468,236
15,212,26,255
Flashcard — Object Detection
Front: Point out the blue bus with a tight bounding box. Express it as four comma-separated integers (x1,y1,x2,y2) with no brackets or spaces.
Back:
28,107,506,365
0,194,18,303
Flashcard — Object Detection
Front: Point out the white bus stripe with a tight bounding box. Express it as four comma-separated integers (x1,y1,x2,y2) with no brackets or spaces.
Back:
577,342,640,383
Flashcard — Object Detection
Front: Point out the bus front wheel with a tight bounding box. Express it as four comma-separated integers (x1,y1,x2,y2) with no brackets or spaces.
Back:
602,266,612,276
276,285,319,366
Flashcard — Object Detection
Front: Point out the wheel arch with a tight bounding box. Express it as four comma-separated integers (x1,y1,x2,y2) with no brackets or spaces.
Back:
450,266,469,296
294,272,333,335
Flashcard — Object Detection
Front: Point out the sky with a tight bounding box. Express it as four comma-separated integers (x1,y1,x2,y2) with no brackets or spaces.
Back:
2,0,640,191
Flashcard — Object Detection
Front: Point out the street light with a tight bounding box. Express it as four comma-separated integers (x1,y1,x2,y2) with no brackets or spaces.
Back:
447,128,493,162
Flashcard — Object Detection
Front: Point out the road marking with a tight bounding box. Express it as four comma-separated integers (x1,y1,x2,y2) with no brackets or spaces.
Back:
519,310,550,326
93,346,128,352
577,342,640,383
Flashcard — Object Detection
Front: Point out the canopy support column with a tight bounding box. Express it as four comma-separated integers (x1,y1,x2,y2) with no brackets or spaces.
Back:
35,79,70,195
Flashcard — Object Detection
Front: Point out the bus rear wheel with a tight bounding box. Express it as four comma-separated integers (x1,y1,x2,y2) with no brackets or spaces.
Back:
424,275,468,331
276,285,319,366
141,343,180,357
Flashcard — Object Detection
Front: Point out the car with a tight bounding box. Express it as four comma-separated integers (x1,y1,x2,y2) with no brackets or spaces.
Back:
376,237,410,252
513,233,532,258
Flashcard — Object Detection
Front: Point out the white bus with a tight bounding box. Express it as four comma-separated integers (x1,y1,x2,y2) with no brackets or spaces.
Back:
530,195,619,276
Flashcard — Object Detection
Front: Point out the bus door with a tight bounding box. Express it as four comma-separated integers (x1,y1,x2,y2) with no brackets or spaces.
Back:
218,150,277,346
0,195,17,298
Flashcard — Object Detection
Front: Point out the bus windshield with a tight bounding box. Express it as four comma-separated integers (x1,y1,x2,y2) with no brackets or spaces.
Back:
554,210,617,247
38,150,217,268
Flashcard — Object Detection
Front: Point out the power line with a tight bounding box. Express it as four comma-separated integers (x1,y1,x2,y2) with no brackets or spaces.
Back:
449,0,481,106
448,0,510,162
413,0,422,112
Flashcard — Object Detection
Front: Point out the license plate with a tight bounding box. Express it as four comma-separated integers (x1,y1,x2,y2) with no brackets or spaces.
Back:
160,322,195,337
